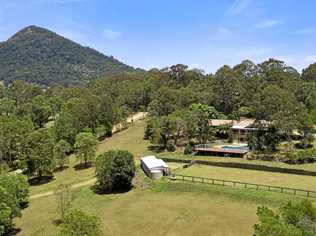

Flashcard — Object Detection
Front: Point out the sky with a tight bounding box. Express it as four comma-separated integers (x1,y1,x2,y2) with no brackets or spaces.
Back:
0,0,316,73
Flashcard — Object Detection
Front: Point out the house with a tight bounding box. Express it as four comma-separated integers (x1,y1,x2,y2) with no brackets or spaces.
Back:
210,118,267,143
141,156,169,179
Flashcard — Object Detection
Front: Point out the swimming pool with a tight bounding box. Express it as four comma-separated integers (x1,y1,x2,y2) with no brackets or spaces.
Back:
221,145,249,152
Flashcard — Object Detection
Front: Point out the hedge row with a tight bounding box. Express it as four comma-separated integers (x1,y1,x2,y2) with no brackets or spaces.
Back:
160,157,316,177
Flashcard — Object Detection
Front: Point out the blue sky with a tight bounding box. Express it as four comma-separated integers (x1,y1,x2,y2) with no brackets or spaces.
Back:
0,0,316,72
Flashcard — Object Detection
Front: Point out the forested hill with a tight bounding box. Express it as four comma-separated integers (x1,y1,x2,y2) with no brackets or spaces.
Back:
0,25,136,86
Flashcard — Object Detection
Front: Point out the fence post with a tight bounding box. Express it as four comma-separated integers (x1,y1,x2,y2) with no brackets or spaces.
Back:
244,183,247,188
212,179,214,185
256,185,259,191
307,191,310,197
192,176,194,182
281,187,283,193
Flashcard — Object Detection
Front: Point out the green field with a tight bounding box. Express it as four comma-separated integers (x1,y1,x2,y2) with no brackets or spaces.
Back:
17,178,306,236
177,164,316,191
15,120,316,235
96,121,152,159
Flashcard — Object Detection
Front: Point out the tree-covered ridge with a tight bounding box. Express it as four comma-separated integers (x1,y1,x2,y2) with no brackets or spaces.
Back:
0,25,136,86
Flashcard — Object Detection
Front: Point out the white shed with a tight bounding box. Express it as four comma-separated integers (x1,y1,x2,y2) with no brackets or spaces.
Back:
141,156,169,179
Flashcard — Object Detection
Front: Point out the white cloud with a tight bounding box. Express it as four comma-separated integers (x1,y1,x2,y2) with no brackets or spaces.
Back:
255,20,280,29
227,0,252,15
103,29,121,40
295,28,315,34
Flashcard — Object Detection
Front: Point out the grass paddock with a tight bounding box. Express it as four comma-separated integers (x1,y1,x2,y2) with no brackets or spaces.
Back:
15,120,316,235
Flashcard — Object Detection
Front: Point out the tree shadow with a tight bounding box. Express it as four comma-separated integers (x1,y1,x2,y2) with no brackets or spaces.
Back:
147,145,165,153
6,228,21,235
52,219,63,226
54,166,69,173
91,184,133,195
28,176,54,186
73,162,93,171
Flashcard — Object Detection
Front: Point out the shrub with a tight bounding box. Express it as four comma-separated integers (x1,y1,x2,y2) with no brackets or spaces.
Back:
0,174,29,208
59,208,102,236
166,143,176,152
184,144,193,155
254,199,316,236
0,186,20,235
0,203,12,235
0,174,29,235
95,150,135,193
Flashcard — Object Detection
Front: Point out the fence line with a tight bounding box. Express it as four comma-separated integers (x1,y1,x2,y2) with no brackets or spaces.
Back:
160,157,316,177
168,173,316,198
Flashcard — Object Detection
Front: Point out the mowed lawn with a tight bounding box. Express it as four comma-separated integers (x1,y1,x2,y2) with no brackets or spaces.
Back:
30,121,150,196
178,164,316,191
16,180,305,236
97,120,151,159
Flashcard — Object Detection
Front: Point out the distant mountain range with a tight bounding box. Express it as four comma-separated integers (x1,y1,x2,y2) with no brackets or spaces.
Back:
0,25,137,86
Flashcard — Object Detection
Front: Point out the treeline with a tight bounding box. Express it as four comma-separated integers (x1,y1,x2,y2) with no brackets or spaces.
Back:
144,60,316,156
2,58,316,175
0,72,148,177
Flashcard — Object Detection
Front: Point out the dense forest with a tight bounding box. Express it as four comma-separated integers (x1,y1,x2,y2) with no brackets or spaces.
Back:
0,26,136,86
1,58,316,173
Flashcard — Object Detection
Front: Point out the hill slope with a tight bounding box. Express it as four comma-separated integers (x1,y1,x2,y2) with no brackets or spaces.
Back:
0,26,136,86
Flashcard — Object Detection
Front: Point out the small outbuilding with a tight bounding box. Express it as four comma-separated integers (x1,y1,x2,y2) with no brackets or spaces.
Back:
140,156,169,179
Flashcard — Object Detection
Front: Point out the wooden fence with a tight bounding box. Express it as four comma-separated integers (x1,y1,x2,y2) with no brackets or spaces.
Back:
168,173,316,198
160,157,316,177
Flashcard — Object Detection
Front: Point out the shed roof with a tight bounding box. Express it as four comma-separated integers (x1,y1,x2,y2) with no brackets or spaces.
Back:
141,156,168,169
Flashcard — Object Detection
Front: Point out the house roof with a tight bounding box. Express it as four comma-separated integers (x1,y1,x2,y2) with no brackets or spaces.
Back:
141,156,168,169
210,118,255,129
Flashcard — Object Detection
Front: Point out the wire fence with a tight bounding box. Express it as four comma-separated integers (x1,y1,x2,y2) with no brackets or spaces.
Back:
168,173,316,198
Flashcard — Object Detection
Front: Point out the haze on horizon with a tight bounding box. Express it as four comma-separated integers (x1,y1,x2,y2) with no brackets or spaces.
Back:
0,0,315,73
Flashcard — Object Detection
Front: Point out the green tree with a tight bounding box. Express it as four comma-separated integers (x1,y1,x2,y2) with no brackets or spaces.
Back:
31,95,51,128
148,87,177,116
213,65,241,114
253,85,303,138
74,132,98,167
189,103,219,144
0,174,29,208
302,63,316,81
0,185,21,235
254,199,316,236
0,98,16,116
49,96,63,121
0,202,12,235
55,111,78,145
54,140,71,169
0,116,33,167
25,128,55,178
59,208,102,236
95,150,135,193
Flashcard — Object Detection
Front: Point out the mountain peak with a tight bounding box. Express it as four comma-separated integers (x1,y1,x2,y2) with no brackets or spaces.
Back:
0,26,135,86
9,25,52,41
